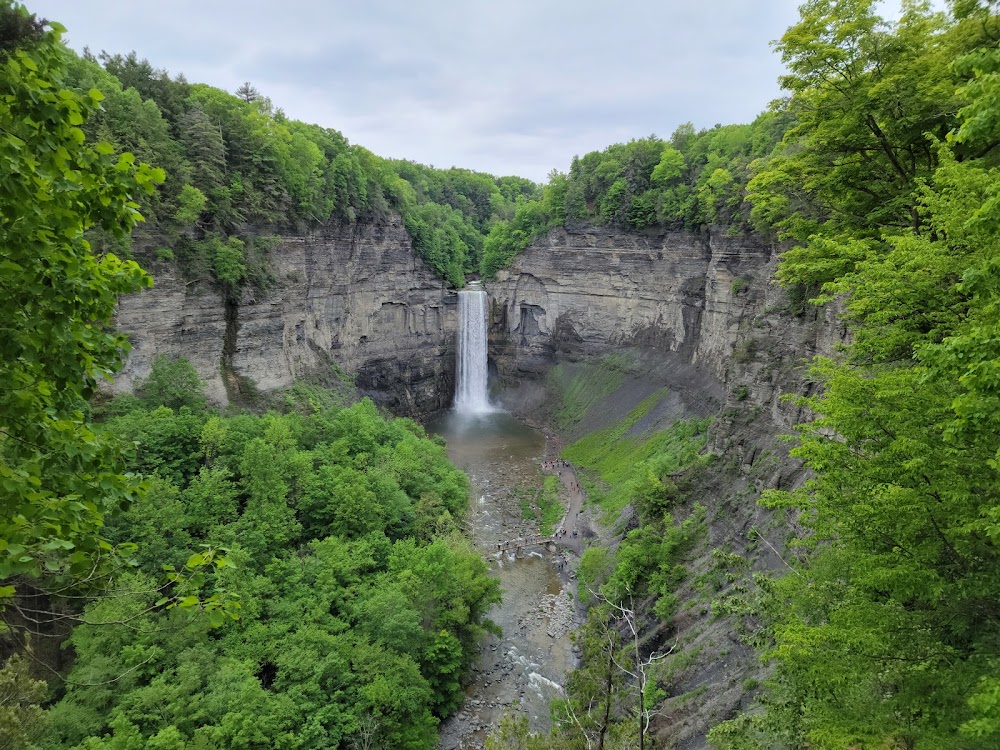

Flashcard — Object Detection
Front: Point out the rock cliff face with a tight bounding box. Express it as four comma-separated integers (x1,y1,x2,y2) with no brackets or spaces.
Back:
113,220,840,428
112,220,840,425
111,217,456,415
111,221,841,747
486,226,843,434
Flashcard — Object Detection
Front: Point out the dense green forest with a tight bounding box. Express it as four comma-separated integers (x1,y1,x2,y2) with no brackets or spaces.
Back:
485,0,1000,748
0,7,499,747
477,116,790,276
40,38,540,288
38,369,499,750
7,359,499,749
709,1,1000,746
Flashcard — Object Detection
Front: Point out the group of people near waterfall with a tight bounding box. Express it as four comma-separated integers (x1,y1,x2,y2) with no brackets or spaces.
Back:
490,458,584,557
543,459,582,492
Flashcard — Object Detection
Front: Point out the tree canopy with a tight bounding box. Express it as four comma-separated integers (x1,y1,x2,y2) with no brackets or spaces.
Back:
0,1,160,609
49,48,541,287
708,1,1000,747
37,370,499,750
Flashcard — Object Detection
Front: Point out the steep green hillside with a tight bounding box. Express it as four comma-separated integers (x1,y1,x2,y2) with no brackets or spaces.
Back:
6,0,1000,748
59,49,538,287
484,2,1000,749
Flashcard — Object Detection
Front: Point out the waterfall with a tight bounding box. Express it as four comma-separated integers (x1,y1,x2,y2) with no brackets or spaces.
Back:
454,284,492,414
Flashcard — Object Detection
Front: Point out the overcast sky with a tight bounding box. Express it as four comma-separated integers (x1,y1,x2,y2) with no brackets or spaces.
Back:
30,0,807,181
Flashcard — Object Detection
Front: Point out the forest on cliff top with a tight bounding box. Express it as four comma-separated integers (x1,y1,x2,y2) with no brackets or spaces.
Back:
4,0,1000,748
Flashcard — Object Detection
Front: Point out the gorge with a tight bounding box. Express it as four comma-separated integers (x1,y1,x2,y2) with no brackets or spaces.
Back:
111,222,835,429
7,3,1000,748
107,218,836,748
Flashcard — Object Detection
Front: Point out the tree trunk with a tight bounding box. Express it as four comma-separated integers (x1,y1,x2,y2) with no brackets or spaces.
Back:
598,649,613,750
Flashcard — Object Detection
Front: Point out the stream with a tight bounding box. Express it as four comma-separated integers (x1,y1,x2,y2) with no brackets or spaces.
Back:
427,410,582,750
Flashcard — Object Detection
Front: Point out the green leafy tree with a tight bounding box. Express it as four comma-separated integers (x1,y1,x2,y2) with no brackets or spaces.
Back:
179,104,227,198
139,355,208,411
712,5,1000,747
0,650,46,750
749,0,962,243
41,397,500,750
554,603,628,750
0,2,162,606
174,183,207,226
208,235,247,287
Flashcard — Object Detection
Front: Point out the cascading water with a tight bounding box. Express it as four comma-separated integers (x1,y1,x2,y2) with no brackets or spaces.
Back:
430,286,575,748
454,283,492,414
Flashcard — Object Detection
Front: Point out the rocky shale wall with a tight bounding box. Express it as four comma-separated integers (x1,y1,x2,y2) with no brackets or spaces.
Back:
112,220,845,746
486,226,844,451
112,220,843,433
110,216,457,415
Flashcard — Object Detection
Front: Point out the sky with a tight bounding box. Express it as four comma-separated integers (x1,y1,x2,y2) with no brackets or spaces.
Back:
28,0,807,181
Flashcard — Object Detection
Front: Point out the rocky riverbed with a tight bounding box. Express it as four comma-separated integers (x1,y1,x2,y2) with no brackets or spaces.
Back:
427,411,587,750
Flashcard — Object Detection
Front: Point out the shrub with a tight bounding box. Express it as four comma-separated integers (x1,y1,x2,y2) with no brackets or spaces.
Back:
139,355,208,412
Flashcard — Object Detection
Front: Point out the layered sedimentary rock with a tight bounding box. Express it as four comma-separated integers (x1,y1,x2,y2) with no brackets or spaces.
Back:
111,220,842,747
112,220,841,427
486,226,842,430
110,218,456,414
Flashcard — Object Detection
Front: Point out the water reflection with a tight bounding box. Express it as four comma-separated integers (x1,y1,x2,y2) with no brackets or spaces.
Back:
427,411,542,463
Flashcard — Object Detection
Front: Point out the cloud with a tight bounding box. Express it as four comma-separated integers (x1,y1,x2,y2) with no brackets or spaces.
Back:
32,0,803,180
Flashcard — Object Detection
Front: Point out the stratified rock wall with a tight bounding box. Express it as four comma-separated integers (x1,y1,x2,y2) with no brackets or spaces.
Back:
112,221,841,426
111,217,456,415
487,226,847,750
486,226,842,431
111,220,842,748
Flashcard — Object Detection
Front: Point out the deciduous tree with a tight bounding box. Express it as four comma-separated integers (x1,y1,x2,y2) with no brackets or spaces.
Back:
0,2,161,606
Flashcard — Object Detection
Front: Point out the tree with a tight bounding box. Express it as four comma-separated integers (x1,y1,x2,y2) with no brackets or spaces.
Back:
0,2,163,607
555,603,627,750
750,0,962,243
599,590,672,750
179,104,226,197
712,6,1000,747
486,714,559,750
0,1,42,52
97,50,191,132
0,650,47,750
173,183,207,226
235,81,259,103
139,355,208,412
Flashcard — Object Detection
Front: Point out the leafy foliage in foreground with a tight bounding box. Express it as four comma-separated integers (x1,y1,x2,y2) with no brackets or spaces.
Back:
707,1,1000,747
492,6,1000,741
0,1,158,608
41,370,499,750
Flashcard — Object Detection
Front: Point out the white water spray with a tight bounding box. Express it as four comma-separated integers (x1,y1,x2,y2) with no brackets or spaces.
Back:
454,284,492,414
